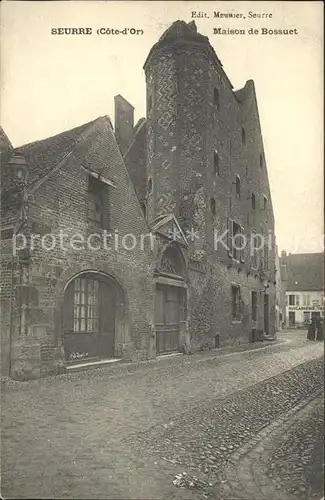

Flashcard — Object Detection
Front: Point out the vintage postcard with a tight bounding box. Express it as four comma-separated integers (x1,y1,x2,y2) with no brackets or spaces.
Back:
0,1,324,499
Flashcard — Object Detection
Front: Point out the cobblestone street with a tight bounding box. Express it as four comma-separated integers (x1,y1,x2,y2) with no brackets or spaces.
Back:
1,331,324,499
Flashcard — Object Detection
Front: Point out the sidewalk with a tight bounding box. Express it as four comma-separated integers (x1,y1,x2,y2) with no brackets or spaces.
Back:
2,335,283,390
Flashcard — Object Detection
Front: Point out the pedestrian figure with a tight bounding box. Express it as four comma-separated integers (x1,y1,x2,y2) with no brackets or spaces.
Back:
316,317,324,341
307,318,316,341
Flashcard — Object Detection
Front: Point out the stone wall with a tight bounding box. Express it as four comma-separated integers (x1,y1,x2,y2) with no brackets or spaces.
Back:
4,118,156,379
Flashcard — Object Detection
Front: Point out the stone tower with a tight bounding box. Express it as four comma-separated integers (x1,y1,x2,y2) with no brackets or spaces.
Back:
143,22,213,232
143,20,238,257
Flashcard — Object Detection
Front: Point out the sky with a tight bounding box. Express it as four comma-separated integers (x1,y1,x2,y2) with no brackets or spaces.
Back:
1,1,323,254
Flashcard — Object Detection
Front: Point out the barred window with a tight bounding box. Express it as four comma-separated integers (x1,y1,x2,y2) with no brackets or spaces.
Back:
73,277,99,332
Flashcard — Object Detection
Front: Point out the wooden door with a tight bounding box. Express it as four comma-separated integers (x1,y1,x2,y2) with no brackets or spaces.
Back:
63,275,117,363
155,285,181,354
63,277,100,362
98,281,116,359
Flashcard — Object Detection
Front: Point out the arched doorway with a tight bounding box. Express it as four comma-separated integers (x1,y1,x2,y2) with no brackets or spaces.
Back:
63,272,125,363
155,245,187,355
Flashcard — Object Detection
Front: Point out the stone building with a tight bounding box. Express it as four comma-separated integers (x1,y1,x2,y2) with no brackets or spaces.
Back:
1,20,276,379
280,251,324,328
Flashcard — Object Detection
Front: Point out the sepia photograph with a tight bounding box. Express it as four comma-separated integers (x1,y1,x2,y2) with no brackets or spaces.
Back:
0,1,324,499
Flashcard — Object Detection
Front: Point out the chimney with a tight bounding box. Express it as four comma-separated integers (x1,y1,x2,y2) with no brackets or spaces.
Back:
114,95,134,154
1,153,28,192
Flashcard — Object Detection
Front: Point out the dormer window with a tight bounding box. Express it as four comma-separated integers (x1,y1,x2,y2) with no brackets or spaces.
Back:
213,87,219,110
88,176,105,228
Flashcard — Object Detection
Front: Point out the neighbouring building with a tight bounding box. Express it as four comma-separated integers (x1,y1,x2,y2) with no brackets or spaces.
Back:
1,20,276,380
275,245,285,331
280,251,324,328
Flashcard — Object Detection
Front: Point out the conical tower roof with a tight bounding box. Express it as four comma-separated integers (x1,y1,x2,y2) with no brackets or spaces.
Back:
144,20,220,71
157,20,209,45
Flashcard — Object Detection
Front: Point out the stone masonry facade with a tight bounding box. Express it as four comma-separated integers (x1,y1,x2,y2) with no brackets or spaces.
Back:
1,20,276,379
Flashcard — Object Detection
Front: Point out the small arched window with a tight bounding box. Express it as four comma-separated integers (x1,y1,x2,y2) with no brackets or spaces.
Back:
214,152,220,176
213,88,220,110
241,127,246,145
263,195,268,210
260,153,264,168
235,176,241,197
251,193,256,210
210,197,216,215
141,201,147,219
147,177,153,195
148,95,152,115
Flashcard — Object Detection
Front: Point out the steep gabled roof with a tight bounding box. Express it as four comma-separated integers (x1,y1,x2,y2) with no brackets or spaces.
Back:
0,127,13,153
1,114,149,230
13,118,100,187
1,117,114,227
283,253,324,292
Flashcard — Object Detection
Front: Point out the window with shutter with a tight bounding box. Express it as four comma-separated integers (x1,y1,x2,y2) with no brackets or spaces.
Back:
289,295,295,306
